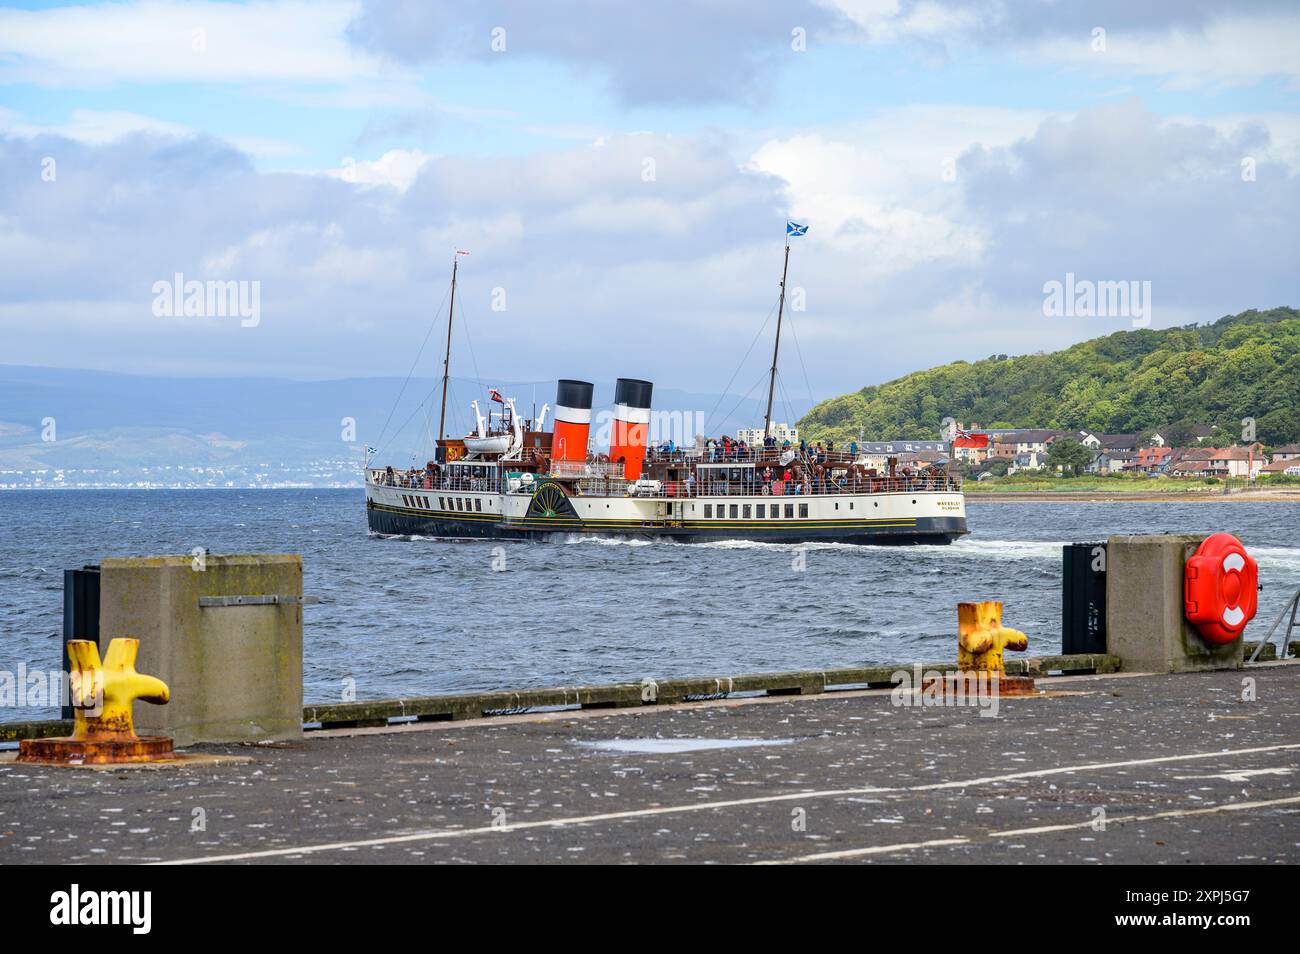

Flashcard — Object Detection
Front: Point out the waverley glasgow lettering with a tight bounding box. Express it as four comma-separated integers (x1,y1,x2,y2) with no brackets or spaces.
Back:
49,884,151,935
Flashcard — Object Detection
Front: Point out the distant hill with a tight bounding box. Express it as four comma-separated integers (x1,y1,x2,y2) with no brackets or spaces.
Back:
799,307,1300,445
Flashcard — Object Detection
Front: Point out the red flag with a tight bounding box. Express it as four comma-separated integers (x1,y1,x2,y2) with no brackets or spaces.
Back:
489,389,504,404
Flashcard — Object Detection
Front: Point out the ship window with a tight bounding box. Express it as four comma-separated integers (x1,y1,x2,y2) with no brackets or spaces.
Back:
716,507,724,519
784,504,794,518
439,497,446,509
456,498,464,511
704,504,712,518
834,502,839,510
474,498,482,512
463,498,471,510
770,506,779,519
849,502,854,510
742,504,751,519
799,503,809,518
729,504,738,519
756,504,765,518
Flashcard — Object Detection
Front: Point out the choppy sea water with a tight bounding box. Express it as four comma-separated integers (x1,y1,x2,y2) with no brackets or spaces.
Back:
1,490,1297,720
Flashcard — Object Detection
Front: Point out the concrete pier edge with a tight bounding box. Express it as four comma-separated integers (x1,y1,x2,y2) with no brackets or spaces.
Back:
0,652,1128,741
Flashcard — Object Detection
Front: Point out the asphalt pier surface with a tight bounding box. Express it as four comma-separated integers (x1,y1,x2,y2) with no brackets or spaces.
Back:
3,664,1299,864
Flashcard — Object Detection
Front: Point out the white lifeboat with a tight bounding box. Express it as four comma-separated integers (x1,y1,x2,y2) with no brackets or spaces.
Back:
464,434,512,454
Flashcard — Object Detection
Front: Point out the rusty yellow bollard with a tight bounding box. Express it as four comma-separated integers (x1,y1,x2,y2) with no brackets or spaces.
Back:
957,601,1029,674
923,601,1036,701
68,638,170,739
19,638,174,765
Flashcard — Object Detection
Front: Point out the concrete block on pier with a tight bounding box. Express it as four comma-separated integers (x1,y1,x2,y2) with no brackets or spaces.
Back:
1105,534,1243,673
98,554,304,746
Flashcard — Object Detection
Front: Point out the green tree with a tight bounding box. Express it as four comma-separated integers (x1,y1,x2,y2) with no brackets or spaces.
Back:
1048,438,1094,476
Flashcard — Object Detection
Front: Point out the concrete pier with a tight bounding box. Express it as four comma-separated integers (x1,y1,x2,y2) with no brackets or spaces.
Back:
2,662,1297,864
1105,534,1244,673
97,555,304,747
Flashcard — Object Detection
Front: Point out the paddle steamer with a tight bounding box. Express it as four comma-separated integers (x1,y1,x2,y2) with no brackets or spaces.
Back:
365,233,967,544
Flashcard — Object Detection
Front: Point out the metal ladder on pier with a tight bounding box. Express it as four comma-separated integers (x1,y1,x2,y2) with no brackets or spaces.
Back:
1248,585,1300,663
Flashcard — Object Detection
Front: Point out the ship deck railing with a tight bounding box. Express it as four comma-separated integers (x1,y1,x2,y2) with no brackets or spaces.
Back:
644,445,920,467
576,475,962,498
367,468,962,496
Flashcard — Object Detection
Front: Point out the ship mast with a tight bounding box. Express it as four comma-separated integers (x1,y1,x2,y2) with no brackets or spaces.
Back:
437,254,459,442
763,238,792,440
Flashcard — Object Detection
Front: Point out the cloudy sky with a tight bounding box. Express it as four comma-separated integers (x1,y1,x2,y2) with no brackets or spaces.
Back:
1,0,1297,407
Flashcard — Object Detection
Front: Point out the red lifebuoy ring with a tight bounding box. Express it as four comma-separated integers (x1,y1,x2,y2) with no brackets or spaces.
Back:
1184,532,1258,645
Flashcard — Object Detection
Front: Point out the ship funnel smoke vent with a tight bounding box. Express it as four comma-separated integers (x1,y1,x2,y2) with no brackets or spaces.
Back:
552,379,594,466
610,377,654,480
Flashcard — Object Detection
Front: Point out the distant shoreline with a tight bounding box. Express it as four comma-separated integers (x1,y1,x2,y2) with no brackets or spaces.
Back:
968,489,1300,503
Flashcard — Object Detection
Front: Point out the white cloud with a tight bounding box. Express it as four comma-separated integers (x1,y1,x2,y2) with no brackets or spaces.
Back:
0,0,404,87
325,149,433,191
1,102,1295,394
1032,10,1300,87
0,108,299,159
749,106,1048,268
817,1,1300,87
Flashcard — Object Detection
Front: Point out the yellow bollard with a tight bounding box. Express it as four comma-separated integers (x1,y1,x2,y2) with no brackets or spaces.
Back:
957,601,1029,675
19,638,174,765
67,638,170,740
923,601,1036,701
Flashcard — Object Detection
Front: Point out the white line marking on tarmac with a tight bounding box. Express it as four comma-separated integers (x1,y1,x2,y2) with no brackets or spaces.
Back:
764,796,1300,864
152,741,1300,865
989,795,1300,838
754,838,971,864
1174,767,1294,783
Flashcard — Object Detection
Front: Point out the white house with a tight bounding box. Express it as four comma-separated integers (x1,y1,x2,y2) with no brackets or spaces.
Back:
735,423,799,445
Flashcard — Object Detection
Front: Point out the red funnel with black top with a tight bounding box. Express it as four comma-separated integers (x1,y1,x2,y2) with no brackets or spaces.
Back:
610,378,653,480
552,379,594,465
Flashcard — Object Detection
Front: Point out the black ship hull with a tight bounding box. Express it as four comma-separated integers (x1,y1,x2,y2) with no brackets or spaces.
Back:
367,501,967,545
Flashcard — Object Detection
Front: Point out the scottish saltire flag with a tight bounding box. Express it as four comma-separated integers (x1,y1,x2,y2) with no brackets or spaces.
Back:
786,221,808,237
365,446,378,454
